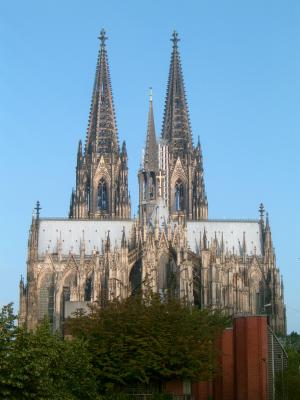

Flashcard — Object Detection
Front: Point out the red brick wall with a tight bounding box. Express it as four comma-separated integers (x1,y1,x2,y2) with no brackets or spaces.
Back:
214,328,234,400
234,316,268,400
165,380,184,395
167,316,268,400
191,381,213,400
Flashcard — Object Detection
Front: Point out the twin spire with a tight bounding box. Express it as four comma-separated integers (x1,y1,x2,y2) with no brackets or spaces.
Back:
71,29,206,220
161,31,193,155
85,29,119,158
86,29,192,162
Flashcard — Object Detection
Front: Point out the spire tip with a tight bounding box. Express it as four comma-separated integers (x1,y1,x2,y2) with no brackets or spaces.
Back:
259,203,265,221
34,201,42,219
98,29,108,46
171,30,180,47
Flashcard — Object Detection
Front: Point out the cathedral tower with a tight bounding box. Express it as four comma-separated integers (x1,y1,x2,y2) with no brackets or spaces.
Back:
162,32,208,220
70,30,131,219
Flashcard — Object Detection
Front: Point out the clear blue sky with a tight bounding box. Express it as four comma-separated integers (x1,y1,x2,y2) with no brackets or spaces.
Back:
0,0,299,332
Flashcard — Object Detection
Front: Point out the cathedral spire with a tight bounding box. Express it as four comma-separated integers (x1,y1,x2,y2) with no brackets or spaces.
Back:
77,140,83,164
162,31,192,156
264,212,274,260
144,88,158,171
85,29,119,158
196,137,203,170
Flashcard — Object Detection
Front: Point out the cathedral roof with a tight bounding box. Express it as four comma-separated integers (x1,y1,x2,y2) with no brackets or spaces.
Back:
36,217,263,258
187,220,263,256
37,219,134,257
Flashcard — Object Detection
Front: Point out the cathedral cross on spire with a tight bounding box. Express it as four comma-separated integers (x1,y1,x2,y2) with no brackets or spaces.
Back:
171,30,180,47
98,29,108,46
259,203,265,221
34,201,42,219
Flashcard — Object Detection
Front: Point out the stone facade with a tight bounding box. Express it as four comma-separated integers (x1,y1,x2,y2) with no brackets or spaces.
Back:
19,30,286,335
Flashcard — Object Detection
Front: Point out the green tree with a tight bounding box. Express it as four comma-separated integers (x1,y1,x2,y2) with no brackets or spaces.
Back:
67,294,229,395
0,303,19,398
287,331,300,351
0,304,98,400
276,332,300,400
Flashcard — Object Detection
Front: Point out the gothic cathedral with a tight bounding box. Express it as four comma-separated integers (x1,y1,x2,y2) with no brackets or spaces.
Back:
19,31,286,335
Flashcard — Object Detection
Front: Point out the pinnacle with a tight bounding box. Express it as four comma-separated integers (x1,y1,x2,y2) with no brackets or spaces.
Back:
266,212,270,229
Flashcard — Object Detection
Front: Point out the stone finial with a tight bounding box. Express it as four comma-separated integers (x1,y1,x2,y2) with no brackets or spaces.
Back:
171,30,180,48
259,203,265,221
98,28,108,46
34,201,42,219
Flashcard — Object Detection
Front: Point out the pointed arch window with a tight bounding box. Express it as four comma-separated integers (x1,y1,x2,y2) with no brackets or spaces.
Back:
149,173,155,199
175,180,184,211
38,273,54,323
142,174,147,201
98,178,108,210
86,184,90,213
84,276,93,301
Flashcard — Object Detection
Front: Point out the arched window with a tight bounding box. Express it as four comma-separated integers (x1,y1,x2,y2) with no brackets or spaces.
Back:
61,272,77,321
98,178,108,210
142,175,147,200
86,184,90,206
84,276,93,301
38,272,54,323
175,181,184,211
149,174,155,199
129,260,142,296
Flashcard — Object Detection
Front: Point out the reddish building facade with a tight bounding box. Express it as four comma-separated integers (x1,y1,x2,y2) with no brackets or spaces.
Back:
166,316,287,400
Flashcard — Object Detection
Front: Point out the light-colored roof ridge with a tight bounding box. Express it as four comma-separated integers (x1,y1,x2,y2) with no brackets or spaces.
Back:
39,218,134,222
189,218,260,223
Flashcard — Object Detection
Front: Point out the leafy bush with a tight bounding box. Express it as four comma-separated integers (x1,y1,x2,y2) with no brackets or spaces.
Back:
0,297,229,398
0,304,97,399
67,294,229,394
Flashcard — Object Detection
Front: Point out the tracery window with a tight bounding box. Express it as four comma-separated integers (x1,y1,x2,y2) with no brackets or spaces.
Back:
98,178,108,210
38,273,54,323
175,180,184,211
129,260,142,296
84,276,93,301
142,175,147,201
86,185,90,209
149,174,155,199
62,286,70,321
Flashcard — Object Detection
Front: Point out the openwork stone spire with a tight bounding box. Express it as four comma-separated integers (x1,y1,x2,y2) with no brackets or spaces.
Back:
85,29,119,158
162,31,192,156
144,88,158,171
70,30,130,220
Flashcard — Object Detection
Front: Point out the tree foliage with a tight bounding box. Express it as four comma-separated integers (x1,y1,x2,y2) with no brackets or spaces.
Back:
0,304,97,400
66,294,229,393
0,298,229,398
276,332,300,400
